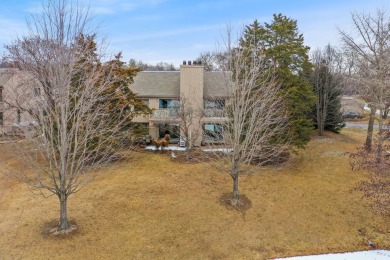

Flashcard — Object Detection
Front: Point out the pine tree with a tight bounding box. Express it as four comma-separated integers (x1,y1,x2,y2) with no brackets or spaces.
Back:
73,34,151,153
311,45,345,135
240,14,315,148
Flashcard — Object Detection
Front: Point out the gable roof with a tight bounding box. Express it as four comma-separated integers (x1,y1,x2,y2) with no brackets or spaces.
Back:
130,71,180,98
130,71,229,98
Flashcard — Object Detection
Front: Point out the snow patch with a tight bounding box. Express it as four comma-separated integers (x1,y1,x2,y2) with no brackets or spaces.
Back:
145,146,187,151
275,250,390,260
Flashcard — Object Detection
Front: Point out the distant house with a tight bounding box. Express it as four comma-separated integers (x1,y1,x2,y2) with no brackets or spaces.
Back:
0,69,18,134
341,96,365,116
0,69,38,135
130,61,229,146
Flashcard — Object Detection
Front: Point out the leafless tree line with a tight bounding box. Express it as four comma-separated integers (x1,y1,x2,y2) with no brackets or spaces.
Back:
339,8,390,152
340,8,390,215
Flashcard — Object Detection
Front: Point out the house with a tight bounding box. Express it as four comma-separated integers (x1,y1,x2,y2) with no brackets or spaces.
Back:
0,69,18,135
1,61,230,146
341,96,366,116
130,61,229,146
0,69,38,135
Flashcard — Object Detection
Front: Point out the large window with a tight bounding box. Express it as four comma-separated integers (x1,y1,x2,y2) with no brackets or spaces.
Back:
159,99,179,109
203,123,223,141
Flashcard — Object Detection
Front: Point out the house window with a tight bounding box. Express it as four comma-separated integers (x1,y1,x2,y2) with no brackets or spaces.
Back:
0,86,3,101
203,123,223,141
0,112,3,126
159,99,179,109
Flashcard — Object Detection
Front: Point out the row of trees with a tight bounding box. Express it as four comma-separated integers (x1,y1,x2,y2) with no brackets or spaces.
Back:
195,10,390,208
128,59,178,71
197,16,346,140
340,9,390,215
1,0,390,233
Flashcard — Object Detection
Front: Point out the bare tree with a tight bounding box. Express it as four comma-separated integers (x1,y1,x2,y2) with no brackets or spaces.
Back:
204,30,290,203
156,97,203,159
339,9,390,152
128,59,178,71
351,142,390,215
195,51,231,72
0,0,137,233
311,44,344,136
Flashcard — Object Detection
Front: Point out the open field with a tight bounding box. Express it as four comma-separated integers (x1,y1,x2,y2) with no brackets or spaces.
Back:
0,129,389,259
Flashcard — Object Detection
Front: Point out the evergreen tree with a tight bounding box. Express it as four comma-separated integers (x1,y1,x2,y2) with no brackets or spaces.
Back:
240,14,315,148
73,35,151,154
311,45,345,134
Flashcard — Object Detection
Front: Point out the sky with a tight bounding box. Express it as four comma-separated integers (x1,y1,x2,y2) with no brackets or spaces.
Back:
0,0,389,67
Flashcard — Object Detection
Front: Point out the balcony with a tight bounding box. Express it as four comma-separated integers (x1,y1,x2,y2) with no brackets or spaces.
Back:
204,109,224,118
150,109,179,121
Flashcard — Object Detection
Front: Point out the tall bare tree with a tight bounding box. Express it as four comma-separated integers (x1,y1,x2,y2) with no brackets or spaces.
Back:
156,97,203,158
0,0,140,233
339,9,390,152
205,30,290,203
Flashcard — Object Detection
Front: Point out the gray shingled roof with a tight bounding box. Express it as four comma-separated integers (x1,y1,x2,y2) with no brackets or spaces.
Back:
204,72,229,98
130,71,229,98
130,71,180,98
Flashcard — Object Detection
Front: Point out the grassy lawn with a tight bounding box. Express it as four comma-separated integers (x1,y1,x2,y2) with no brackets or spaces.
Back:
0,129,389,259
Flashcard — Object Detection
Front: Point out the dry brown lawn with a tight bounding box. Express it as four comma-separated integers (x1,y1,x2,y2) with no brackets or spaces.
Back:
0,129,389,259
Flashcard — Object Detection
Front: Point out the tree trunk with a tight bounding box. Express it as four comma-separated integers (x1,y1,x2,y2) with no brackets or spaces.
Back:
232,175,239,200
383,108,388,119
377,108,384,162
318,120,324,136
59,192,68,231
365,106,376,151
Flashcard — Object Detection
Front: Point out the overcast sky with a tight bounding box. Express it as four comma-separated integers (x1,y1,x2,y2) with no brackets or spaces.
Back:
0,0,389,66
